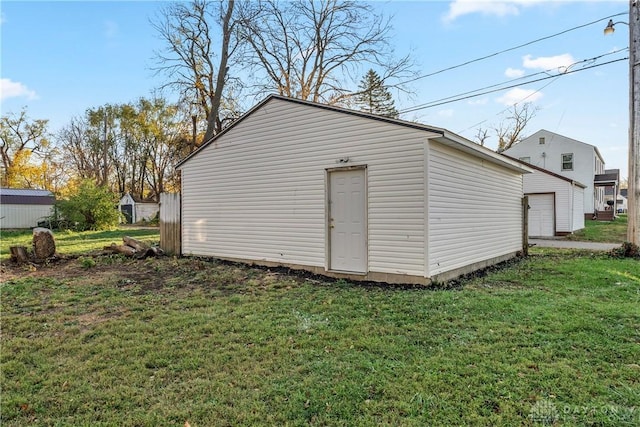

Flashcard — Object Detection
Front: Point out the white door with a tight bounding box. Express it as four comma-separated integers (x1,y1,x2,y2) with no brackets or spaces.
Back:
528,194,555,237
328,169,367,273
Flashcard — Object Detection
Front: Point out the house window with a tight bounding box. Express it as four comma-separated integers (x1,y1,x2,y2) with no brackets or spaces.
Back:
519,156,531,163
561,153,573,171
539,137,545,144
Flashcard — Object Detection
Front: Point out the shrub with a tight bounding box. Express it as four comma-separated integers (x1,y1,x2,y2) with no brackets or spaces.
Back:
609,241,640,259
55,180,122,231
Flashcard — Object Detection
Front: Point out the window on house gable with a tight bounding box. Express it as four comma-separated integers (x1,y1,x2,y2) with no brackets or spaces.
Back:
539,137,545,144
561,153,573,171
519,157,531,163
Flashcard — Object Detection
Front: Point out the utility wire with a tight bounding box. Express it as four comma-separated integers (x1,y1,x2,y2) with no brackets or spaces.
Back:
400,57,628,114
399,48,628,113
456,75,562,135
398,11,628,86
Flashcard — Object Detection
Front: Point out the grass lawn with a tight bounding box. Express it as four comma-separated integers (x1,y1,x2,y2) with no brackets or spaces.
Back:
1,241,638,425
0,227,160,261
566,215,628,243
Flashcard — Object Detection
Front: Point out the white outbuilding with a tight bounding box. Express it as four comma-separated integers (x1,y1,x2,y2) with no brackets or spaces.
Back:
118,193,159,224
505,157,586,237
176,95,532,284
0,188,55,229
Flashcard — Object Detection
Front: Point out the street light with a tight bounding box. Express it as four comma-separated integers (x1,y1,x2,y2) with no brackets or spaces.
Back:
604,2,639,246
604,19,629,35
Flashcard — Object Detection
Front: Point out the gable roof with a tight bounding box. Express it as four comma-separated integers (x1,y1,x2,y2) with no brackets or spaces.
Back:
0,188,55,205
502,155,586,188
120,192,158,204
519,129,605,164
176,95,531,174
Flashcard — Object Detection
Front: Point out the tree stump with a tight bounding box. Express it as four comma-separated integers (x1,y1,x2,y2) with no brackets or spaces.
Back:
32,227,56,260
9,246,30,263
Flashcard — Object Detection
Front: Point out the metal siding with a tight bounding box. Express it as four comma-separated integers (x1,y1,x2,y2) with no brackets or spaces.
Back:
428,141,523,276
0,195,54,205
0,204,54,229
180,98,432,276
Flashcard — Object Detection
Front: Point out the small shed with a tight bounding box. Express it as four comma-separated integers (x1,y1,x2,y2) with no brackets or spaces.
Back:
0,188,55,229
176,95,532,284
118,193,159,224
504,158,586,237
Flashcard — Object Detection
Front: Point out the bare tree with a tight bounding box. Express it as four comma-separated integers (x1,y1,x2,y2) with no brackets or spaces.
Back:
474,127,490,147
59,99,187,200
495,102,539,152
58,116,102,182
152,0,242,145
239,0,414,105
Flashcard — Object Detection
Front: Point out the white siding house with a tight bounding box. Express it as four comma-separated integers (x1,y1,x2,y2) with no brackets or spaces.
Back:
177,96,531,284
503,129,606,218
0,188,55,229
504,156,586,237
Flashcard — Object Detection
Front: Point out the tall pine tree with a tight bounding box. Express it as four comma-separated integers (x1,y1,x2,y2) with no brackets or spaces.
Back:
355,69,399,118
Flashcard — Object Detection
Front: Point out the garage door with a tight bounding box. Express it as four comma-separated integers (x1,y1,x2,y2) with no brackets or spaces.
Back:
528,194,555,237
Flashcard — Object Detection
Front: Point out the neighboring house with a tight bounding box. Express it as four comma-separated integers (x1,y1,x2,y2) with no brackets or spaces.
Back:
0,188,55,229
504,156,586,237
594,169,620,220
118,193,159,224
601,168,621,214
176,95,532,285
503,129,607,219
618,188,628,213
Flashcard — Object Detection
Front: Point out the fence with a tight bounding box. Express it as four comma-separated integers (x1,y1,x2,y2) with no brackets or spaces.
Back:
160,192,181,255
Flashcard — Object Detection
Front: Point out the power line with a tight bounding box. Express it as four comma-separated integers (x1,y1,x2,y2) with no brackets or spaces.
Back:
398,11,628,86
399,57,628,114
399,48,628,114
456,75,562,135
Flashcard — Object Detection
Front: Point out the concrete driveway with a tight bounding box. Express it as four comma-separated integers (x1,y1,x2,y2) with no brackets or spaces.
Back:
529,238,621,251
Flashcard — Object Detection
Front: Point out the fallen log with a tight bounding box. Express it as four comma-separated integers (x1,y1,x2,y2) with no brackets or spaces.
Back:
122,236,149,252
103,243,137,257
138,246,163,258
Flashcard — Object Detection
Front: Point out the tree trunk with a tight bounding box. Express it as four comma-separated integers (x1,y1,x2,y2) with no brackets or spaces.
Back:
104,243,137,257
122,236,150,252
203,0,235,143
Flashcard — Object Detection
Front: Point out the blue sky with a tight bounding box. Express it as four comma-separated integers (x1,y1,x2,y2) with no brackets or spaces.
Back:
0,0,631,178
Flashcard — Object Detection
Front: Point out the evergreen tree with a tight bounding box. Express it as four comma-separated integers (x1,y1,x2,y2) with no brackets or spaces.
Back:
355,69,399,118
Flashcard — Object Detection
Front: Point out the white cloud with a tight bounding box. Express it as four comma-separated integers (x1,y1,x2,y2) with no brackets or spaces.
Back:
505,67,525,78
522,53,576,72
468,98,488,106
437,109,455,118
443,0,545,23
496,87,543,105
0,78,37,100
